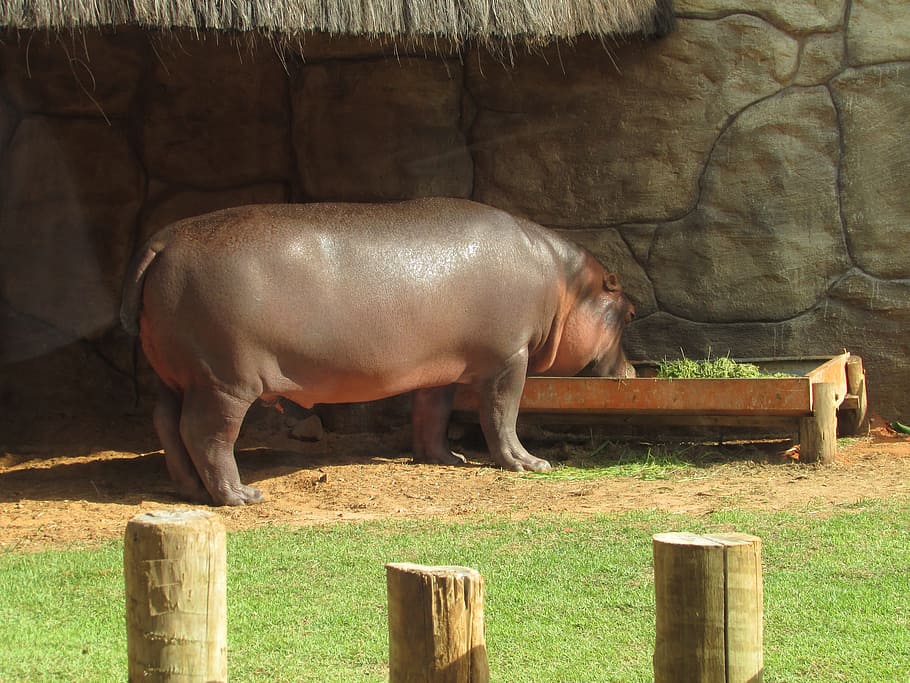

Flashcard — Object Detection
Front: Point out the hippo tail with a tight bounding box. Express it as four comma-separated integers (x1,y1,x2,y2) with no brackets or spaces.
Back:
120,233,168,336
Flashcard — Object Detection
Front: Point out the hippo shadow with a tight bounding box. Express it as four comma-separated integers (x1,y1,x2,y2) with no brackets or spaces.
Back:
0,416,796,505
0,435,432,505
0,450,177,505
511,421,798,470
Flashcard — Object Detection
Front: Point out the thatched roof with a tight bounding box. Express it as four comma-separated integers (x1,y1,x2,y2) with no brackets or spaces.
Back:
1,0,675,40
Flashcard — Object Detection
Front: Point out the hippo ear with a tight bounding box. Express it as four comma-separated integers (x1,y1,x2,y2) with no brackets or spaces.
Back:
603,272,621,292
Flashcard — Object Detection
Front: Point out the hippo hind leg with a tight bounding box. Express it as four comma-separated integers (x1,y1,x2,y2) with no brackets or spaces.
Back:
179,387,265,506
153,382,209,503
477,350,552,473
411,385,466,465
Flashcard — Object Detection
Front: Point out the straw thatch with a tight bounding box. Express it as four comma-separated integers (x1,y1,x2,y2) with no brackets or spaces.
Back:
0,0,675,39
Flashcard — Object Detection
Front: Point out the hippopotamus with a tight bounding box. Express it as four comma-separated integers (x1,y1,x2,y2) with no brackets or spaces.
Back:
121,198,636,506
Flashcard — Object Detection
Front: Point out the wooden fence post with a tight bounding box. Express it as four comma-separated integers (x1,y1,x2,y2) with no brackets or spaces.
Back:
800,382,838,464
653,532,763,683
124,509,227,683
386,563,489,683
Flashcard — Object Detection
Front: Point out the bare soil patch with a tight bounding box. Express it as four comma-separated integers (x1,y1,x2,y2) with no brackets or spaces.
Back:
2,412,908,551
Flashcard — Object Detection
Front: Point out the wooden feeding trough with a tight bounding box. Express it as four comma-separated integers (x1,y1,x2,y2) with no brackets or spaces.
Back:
453,353,867,463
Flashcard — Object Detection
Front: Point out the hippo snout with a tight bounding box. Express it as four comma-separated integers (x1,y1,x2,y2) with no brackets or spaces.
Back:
618,359,637,379
580,354,636,378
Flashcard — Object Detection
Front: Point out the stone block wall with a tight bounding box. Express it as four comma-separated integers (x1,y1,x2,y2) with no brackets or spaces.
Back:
1,0,908,422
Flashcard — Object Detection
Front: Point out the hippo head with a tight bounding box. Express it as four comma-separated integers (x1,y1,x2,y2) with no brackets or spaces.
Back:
545,265,636,379
584,271,637,378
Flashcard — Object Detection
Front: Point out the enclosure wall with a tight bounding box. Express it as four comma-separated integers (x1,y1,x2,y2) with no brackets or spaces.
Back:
1,0,908,422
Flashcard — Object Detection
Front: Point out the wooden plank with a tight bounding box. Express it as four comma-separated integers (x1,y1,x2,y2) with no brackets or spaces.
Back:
509,413,800,431
453,376,813,417
452,354,857,426
805,352,849,409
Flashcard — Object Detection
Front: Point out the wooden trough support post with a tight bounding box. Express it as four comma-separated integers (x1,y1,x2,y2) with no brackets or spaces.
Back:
386,563,489,683
840,355,869,436
799,382,838,464
124,509,227,683
653,532,763,683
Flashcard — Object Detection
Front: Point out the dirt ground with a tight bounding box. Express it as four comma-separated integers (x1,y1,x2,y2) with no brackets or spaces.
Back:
1,410,908,552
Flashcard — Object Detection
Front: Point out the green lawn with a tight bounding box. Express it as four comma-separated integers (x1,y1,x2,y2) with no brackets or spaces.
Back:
1,501,908,681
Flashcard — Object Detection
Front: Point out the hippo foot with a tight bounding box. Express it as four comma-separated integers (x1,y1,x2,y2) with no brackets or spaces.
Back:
513,457,552,473
211,483,266,507
496,450,552,473
414,450,468,466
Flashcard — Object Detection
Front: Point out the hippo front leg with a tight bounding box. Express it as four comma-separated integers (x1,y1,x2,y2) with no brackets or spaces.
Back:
412,385,467,465
477,350,552,473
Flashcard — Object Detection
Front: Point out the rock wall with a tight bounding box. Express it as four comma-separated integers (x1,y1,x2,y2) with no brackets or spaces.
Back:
1,1,908,423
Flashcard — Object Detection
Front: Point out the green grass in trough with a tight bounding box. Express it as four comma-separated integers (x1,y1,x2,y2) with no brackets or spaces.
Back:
1,501,908,681
656,355,793,379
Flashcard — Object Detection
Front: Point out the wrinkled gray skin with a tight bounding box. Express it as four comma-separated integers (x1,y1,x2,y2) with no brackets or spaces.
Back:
121,198,636,506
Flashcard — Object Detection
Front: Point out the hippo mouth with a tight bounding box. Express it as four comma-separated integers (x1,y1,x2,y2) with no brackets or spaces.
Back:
578,357,636,379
